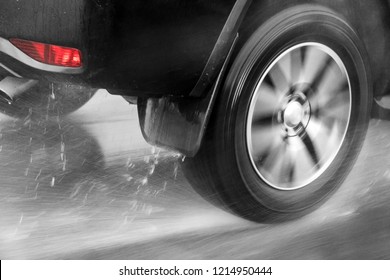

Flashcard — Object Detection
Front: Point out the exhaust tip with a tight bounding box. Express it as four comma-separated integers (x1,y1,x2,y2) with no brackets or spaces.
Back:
0,76,38,103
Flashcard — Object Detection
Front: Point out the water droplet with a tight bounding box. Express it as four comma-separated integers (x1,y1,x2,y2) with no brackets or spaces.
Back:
149,164,155,175
141,177,148,186
156,181,167,196
173,162,178,179
35,169,42,181
83,193,88,204
50,177,55,187
145,205,153,216
19,214,24,225
60,141,66,161
126,157,132,167
62,157,67,171
128,200,138,211
51,83,56,99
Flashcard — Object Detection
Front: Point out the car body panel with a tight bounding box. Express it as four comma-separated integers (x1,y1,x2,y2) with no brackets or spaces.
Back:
0,0,237,96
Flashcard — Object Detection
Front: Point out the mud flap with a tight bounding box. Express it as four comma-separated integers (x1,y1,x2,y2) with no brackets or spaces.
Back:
138,36,238,157
137,92,215,157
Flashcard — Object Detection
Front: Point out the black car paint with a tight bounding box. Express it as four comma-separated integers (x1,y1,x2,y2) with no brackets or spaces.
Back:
0,0,236,96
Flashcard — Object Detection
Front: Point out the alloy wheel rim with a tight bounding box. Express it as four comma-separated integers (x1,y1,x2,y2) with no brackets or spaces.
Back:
246,42,352,190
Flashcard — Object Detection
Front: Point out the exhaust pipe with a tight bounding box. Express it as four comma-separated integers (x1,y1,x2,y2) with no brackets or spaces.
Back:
0,76,38,103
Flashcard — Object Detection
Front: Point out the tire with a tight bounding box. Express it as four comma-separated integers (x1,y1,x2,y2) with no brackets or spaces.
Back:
0,82,96,119
182,4,372,222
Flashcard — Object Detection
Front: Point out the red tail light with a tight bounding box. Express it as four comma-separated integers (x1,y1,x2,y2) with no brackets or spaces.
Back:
9,38,82,68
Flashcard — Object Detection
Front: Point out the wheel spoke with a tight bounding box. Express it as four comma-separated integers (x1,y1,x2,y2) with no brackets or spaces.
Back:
309,63,347,108
252,113,274,127
290,46,307,83
310,56,334,92
302,46,329,85
317,67,348,98
296,124,320,168
252,83,280,120
263,73,276,91
268,61,289,95
251,126,280,158
313,83,350,135
280,140,296,185
314,79,348,110
318,93,349,119
278,51,292,86
261,141,286,178
288,136,317,183
306,117,342,160
287,162,295,184
313,89,348,115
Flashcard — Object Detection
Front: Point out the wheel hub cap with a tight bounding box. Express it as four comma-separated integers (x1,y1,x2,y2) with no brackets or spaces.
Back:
283,101,303,128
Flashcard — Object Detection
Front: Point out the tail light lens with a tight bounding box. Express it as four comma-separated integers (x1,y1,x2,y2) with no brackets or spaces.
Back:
10,38,82,68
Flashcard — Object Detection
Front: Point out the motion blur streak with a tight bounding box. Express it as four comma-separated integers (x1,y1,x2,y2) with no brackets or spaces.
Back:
0,90,389,259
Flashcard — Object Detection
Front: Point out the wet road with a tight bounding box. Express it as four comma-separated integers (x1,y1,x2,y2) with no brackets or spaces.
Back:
0,90,390,259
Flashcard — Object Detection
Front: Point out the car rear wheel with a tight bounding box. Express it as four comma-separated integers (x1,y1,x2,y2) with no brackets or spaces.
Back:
182,4,371,222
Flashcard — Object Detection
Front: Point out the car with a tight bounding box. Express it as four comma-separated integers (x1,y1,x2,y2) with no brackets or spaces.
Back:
0,0,389,222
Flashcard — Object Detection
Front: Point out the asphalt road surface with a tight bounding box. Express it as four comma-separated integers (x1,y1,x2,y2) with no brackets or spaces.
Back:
0,90,390,259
